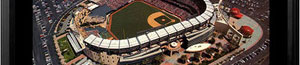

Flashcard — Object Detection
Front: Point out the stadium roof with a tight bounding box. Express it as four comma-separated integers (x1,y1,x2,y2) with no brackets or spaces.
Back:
92,37,102,46
119,39,129,49
181,21,193,28
137,34,150,44
164,26,177,34
84,34,97,43
99,39,111,48
109,40,120,49
128,37,139,47
173,23,185,31
189,18,200,26
146,32,159,40
156,29,168,38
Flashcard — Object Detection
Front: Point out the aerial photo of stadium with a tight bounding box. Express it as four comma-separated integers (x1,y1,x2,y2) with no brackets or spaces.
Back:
33,0,270,65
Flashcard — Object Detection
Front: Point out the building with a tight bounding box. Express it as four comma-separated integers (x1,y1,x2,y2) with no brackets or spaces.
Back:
67,32,84,53
214,19,229,34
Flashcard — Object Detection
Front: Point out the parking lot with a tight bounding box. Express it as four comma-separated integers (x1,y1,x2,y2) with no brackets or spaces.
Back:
32,0,82,65
232,41,269,65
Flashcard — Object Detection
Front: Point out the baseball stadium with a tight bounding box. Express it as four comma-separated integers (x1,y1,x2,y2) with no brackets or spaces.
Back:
55,0,215,64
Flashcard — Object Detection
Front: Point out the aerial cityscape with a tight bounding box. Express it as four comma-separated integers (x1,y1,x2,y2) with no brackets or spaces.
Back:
32,0,270,65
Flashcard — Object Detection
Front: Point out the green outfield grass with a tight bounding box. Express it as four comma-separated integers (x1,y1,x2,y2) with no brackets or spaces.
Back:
58,36,76,62
110,2,180,39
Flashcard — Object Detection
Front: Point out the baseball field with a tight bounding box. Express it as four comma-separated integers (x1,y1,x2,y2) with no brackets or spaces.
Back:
109,1,181,39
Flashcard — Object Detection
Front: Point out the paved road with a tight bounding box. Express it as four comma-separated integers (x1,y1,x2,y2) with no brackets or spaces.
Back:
33,0,82,65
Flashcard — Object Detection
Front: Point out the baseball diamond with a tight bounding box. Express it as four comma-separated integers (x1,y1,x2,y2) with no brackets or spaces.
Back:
108,1,181,39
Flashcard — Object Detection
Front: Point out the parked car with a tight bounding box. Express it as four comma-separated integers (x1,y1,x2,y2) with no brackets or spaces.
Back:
239,60,245,63
40,34,45,38
49,19,53,23
43,44,47,48
230,56,235,61
43,29,47,33
47,63,52,65
45,53,49,57
252,52,257,55
44,49,48,53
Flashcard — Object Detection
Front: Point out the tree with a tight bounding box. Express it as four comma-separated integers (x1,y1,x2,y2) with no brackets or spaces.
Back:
182,55,188,61
177,55,188,64
142,58,151,64
206,48,215,54
194,52,201,59
218,34,225,39
216,42,222,48
154,54,162,62
208,38,216,44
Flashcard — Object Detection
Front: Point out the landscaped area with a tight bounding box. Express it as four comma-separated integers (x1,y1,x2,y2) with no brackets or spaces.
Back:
159,32,241,65
58,36,76,62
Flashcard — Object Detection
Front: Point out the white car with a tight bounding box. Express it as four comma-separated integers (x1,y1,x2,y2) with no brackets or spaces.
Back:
47,63,52,65
43,29,47,33
56,10,61,13
43,44,47,48
230,56,235,61
49,20,53,23
45,53,49,57
243,57,248,61
41,25,46,29
32,5,36,8
258,47,264,51
37,22,41,25
46,57,51,63
261,45,267,49
252,52,257,55
47,14,50,17
239,60,245,63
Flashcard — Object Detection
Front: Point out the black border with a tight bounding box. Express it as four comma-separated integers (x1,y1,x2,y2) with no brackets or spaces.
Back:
287,0,299,65
270,0,299,65
1,0,11,65
14,0,33,65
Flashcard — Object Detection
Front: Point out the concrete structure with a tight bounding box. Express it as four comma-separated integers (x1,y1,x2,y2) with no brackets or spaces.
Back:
214,19,229,34
226,17,244,45
87,3,99,10
67,32,84,53
99,52,120,65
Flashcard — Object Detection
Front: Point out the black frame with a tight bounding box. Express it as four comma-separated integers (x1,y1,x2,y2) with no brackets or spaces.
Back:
1,0,14,65
287,0,299,65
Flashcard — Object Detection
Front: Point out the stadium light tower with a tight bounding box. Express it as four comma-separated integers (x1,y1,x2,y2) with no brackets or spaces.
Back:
217,0,223,18
216,0,227,21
